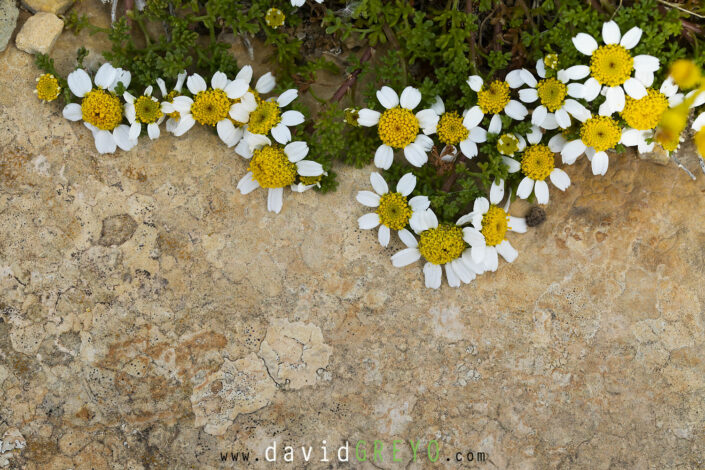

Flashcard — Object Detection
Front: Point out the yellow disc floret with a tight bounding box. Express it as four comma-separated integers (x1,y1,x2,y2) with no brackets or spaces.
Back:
544,54,559,70
134,95,163,124
248,100,282,135
497,133,520,155
537,78,567,112
521,144,555,181
376,192,412,230
418,224,466,265
621,88,669,130
248,145,297,188
35,74,61,102
378,107,419,149
437,111,469,145
477,80,511,114
265,8,285,29
669,60,701,89
299,174,323,186
190,89,231,126
81,89,123,131
480,205,509,247
580,116,621,152
590,44,634,87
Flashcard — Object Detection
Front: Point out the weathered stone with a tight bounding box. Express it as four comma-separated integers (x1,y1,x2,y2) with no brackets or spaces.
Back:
97,214,138,246
21,0,73,15
0,0,19,52
14,12,63,55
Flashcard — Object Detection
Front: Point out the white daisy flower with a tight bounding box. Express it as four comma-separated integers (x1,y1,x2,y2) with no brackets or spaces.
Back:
572,20,659,114
231,87,303,146
236,139,323,213
169,71,249,147
357,172,431,247
62,63,137,154
430,96,487,159
456,196,527,272
620,77,684,153
357,86,439,169
124,85,165,141
557,114,627,175
465,71,528,134
518,60,590,129
391,209,484,289
157,71,187,134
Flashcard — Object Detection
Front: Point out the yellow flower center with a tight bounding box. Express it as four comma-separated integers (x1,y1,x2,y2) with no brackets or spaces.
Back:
344,108,360,126
134,95,163,124
537,78,567,112
590,44,634,87
669,59,701,89
544,54,559,70
480,205,509,247
477,80,511,114
265,8,285,28
437,111,469,145
248,145,297,188
620,88,669,130
191,88,230,126
81,89,123,131
378,107,419,149
418,224,466,265
165,90,181,120
36,74,61,102
694,128,705,158
248,100,282,135
521,144,554,181
299,174,323,186
376,192,412,230
497,133,519,155
580,116,621,152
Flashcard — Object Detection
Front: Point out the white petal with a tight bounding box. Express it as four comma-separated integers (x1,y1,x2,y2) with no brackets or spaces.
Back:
244,130,271,148
496,240,518,263
490,178,505,204
548,134,567,152
620,26,642,49
224,78,248,99
519,88,539,103
633,55,660,72
519,69,537,87
467,75,483,92
67,69,92,97
277,89,298,107
398,229,418,248
567,83,585,99
483,247,499,272
561,139,587,164
409,195,430,212
635,69,654,88
62,103,83,121
236,65,253,84
431,96,445,115
211,71,228,90
692,113,705,131
563,65,590,81
572,33,599,56
358,213,380,230
284,141,309,162
271,123,291,144
376,86,399,109
356,191,381,207
459,140,478,159
623,78,647,99
296,160,323,177
147,122,160,140
555,108,571,129
267,187,284,214
172,96,193,113
416,109,439,134
620,128,642,146
187,73,207,94
392,248,421,267
445,264,461,288
591,151,609,175
113,124,136,150
94,63,117,89
505,100,528,120
537,58,546,78
606,86,626,113
358,109,381,126
473,197,489,214
505,69,525,88
602,20,621,45
463,106,484,129
583,78,602,102
563,99,590,122
517,177,534,199
281,110,305,126
129,121,141,140
370,171,389,195
451,259,475,284
660,76,678,97
509,216,527,233
255,72,276,94
414,133,433,150
400,87,422,110
534,179,549,204
549,168,571,191
488,114,502,134
396,173,416,196
531,105,548,127
463,227,485,248
423,263,443,289
527,125,542,145
374,145,394,170
502,156,521,173
404,143,428,167
94,130,116,154
237,172,260,194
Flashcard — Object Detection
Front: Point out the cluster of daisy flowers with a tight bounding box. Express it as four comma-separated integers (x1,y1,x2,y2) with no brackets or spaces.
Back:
37,62,323,214
355,20,705,289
